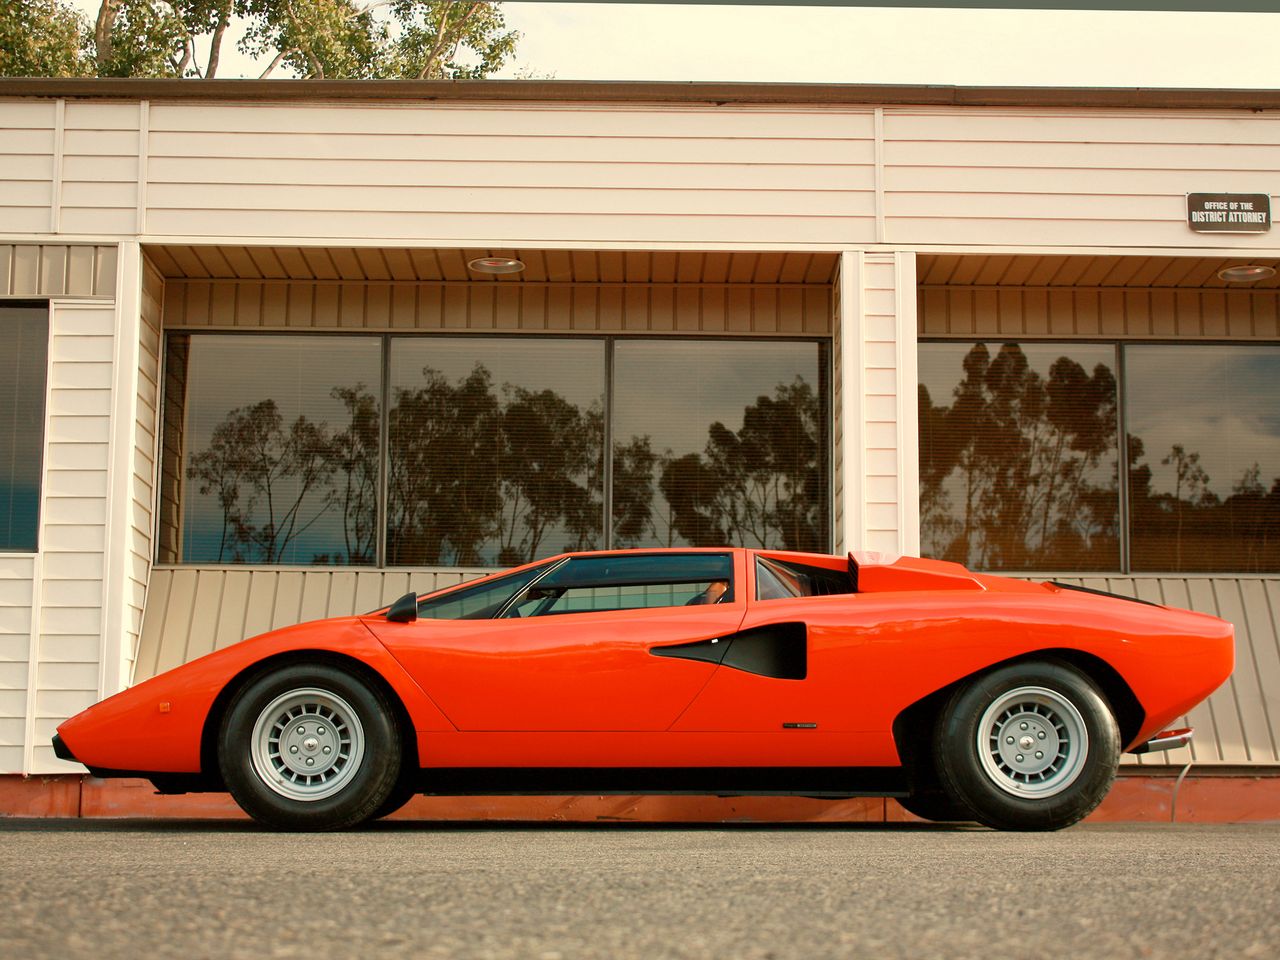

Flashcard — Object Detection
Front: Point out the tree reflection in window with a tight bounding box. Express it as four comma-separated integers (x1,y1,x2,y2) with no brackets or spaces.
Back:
1127,345,1280,573
385,339,605,567
612,342,828,552
169,335,831,568
919,343,1119,571
175,336,381,565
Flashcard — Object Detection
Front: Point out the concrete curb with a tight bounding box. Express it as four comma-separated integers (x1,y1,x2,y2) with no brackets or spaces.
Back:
2,772,1278,823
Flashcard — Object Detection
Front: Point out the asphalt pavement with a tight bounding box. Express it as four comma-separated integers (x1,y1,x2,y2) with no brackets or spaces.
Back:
2,819,1277,960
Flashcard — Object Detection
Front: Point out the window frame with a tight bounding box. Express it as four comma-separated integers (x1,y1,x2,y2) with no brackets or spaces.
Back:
159,331,832,568
499,551,738,619
919,336,1280,575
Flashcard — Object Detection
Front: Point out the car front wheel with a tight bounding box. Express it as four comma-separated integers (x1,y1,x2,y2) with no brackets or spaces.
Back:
933,660,1119,831
218,663,402,830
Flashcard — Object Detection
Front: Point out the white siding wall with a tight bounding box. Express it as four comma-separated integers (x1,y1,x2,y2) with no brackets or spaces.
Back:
0,556,35,773
62,102,140,237
883,108,1280,248
9,96,1280,254
0,101,55,235
831,259,844,553
28,302,116,773
125,258,163,683
144,103,876,245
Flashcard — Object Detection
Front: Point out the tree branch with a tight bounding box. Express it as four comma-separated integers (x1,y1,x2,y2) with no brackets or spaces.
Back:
418,1,483,80
258,48,291,79
205,1,232,79
94,0,121,73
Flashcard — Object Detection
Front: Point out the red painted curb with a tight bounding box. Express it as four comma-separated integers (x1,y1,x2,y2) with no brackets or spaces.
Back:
2,774,1278,823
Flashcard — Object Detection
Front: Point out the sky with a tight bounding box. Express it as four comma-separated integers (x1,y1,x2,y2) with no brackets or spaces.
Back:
67,2,1280,87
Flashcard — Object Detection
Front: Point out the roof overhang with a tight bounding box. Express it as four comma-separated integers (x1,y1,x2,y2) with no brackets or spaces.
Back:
2,78,1280,111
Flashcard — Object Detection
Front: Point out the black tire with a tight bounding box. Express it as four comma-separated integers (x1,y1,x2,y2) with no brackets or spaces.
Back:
370,766,421,821
895,792,974,823
218,662,402,831
933,660,1119,832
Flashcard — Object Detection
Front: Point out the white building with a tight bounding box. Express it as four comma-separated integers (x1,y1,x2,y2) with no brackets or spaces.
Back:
2,78,1278,786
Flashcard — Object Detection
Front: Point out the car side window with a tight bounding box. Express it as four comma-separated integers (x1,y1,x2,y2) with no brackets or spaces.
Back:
756,556,855,600
416,563,551,620
503,554,734,618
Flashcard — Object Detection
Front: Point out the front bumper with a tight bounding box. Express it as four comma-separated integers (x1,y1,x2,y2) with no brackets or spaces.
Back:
51,733,78,763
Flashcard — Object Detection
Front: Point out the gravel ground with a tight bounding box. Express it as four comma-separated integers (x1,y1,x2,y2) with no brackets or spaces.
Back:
2,819,1277,960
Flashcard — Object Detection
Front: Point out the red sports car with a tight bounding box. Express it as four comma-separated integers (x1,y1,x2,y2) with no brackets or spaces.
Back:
54,549,1233,831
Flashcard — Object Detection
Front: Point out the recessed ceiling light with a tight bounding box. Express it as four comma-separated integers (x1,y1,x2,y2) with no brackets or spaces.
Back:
467,257,525,275
1217,264,1276,283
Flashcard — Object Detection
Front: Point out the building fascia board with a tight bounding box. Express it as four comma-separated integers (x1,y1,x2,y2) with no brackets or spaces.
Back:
2,78,1280,112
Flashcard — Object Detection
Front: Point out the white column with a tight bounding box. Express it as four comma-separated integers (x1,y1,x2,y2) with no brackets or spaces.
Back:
835,251,865,555
100,241,142,699
894,251,920,556
834,249,920,558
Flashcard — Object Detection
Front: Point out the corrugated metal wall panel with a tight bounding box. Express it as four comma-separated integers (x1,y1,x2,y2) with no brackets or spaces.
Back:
919,285,1280,339
1052,576,1280,767
146,247,840,286
160,279,832,335
1,245,117,299
133,567,489,682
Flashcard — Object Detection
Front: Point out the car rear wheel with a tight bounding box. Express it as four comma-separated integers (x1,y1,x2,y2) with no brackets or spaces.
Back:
933,660,1119,831
218,663,402,831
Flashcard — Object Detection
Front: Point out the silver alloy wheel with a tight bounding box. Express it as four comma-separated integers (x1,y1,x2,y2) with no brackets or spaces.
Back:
976,685,1089,799
250,688,365,802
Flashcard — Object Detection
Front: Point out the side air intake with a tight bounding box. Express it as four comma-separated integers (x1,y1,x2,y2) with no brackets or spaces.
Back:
651,622,807,680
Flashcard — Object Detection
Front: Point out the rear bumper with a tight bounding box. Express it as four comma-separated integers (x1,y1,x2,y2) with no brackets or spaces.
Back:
1129,727,1194,755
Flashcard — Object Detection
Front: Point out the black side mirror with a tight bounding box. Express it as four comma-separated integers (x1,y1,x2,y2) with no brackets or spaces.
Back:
386,592,418,623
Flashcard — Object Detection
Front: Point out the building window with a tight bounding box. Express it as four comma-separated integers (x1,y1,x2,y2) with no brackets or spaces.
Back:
386,338,605,567
613,341,828,553
165,334,382,565
920,341,1280,574
160,334,829,567
1127,344,1280,573
0,305,48,553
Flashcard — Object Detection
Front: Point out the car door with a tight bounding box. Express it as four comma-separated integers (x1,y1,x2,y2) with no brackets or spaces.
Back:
370,551,748,732
669,553,897,765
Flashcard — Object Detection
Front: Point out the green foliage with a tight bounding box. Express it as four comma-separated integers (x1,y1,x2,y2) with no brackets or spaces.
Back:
0,1,93,77
92,0,187,77
386,0,517,80
4,1,519,79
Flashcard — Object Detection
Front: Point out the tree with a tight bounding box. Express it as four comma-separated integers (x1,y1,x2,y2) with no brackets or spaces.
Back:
920,344,1119,570
386,364,503,566
0,2,93,77
327,384,380,564
2,1,519,79
495,386,598,565
186,398,337,563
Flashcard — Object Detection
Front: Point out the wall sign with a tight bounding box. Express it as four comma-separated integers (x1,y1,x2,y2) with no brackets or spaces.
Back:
1187,193,1271,233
